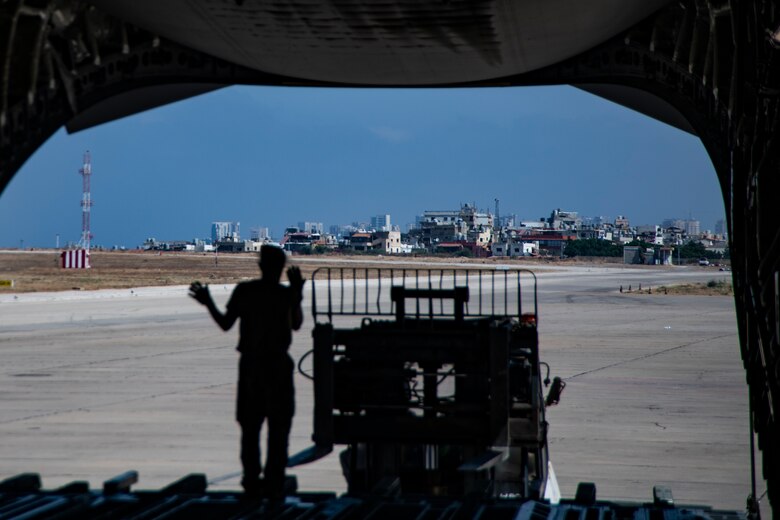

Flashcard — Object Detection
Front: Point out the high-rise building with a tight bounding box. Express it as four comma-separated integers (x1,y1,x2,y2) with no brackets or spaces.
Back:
715,219,727,236
684,219,700,237
298,221,324,235
250,227,269,241
212,221,239,243
370,214,391,231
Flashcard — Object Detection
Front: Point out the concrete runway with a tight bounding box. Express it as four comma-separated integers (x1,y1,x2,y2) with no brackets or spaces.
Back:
0,264,765,513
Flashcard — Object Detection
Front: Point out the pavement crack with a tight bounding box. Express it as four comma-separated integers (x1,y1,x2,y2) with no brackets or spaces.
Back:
3,345,231,375
566,333,736,380
0,381,233,425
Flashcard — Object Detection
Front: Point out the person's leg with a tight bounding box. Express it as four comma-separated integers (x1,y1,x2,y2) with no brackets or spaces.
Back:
264,364,295,500
240,420,263,494
264,410,293,499
238,359,267,495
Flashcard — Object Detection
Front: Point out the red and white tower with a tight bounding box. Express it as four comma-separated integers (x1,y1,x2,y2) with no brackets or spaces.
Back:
62,151,93,269
78,151,93,250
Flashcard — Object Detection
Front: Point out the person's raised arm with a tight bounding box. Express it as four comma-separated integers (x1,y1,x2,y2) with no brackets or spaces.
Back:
286,266,305,331
189,281,238,331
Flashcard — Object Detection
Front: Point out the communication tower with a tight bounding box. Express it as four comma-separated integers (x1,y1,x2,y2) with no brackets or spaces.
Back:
77,151,93,250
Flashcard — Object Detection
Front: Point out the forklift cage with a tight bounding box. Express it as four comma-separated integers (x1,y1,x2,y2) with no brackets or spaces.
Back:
310,267,538,324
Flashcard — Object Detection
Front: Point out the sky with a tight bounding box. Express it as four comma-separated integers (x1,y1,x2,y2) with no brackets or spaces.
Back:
0,85,725,248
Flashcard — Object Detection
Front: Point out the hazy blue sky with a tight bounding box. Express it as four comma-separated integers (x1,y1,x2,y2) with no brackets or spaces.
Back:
0,85,724,248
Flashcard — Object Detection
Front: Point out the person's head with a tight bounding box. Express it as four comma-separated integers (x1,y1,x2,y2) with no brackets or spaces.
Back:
258,245,286,282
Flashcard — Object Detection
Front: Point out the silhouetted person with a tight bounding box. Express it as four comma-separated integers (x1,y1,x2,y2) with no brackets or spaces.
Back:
189,245,304,500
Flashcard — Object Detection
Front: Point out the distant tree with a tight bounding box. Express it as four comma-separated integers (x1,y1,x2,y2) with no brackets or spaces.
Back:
679,241,707,259
564,239,622,257
625,239,653,249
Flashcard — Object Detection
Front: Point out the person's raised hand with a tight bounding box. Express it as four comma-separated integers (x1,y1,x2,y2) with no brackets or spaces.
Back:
188,281,211,305
287,266,306,296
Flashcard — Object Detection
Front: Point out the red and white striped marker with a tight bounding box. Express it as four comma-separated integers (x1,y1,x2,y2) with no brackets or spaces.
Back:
61,249,91,269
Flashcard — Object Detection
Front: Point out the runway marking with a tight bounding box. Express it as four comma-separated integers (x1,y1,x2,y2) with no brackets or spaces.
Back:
566,333,736,380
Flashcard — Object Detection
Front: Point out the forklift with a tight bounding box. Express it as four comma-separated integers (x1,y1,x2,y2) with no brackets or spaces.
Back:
290,267,563,500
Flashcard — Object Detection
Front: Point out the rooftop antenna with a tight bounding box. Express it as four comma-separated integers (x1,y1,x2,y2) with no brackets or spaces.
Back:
77,151,93,250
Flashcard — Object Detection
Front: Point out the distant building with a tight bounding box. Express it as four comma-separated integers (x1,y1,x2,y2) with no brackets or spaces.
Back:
212,221,239,242
467,226,493,248
298,221,324,235
582,216,608,227
636,225,664,245
518,220,547,229
623,246,647,264
577,228,608,240
624,245,674,265
250,227,270,241
614,215,630,230
495,214,516,229
421,204,492,227
243,240,264,252
143,238,192,251
421,209,460,225
281,230,322,252
194,239,215,252
663,218,700,238
684,219,700,237
345,231,373,251
331,224,359,238
518,230,576,257
339,230,410,254
372,230,404,253
549,209,581,230
370,214,391,231
706,240,728,255
662,218,685,229
492,240,537,257
663,226,685,246
414,204,493,249
715,219,727,236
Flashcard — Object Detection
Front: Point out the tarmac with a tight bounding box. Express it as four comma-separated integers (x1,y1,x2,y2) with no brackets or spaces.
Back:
0,264,766,515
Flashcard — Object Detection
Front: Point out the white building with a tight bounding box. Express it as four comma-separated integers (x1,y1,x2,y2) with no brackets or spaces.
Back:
373,230,403,253
250,227,270,241
298,221,324,235
684,219,700,237
492,240,537,257
212,221,239,242
194,242,215,252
